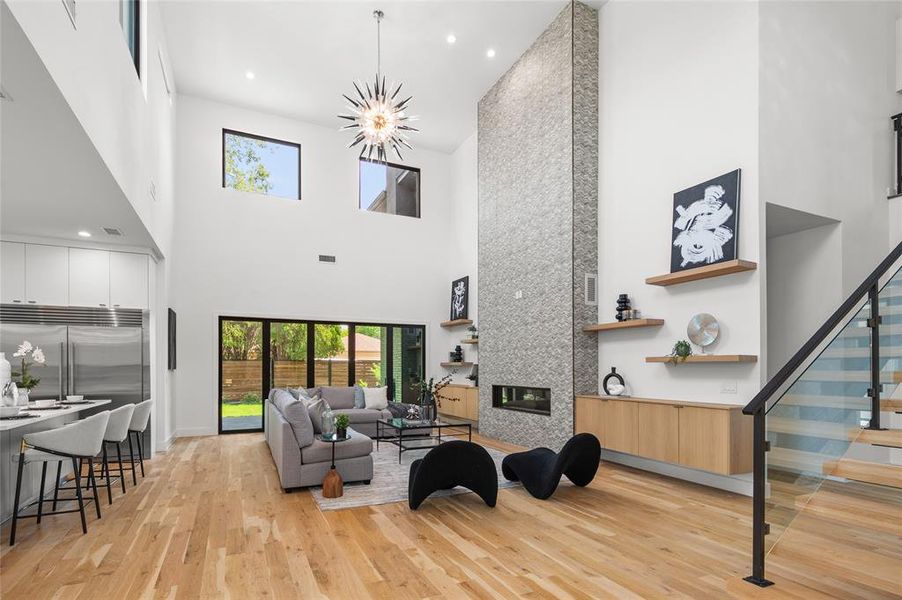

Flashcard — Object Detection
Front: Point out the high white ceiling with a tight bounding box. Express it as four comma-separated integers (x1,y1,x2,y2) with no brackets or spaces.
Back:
159,1,569,153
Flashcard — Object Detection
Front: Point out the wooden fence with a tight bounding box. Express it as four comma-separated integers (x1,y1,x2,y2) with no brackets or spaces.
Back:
221,360,382,400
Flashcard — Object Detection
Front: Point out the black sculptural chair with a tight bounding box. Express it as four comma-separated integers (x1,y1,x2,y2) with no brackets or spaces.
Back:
501,433,601,500
408,441,498,510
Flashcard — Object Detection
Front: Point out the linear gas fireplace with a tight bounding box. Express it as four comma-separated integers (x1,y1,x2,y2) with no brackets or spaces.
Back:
492,385,551,416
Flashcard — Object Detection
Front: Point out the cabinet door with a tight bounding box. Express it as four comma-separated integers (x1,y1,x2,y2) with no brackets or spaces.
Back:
110,252,149,309
25,245,69,306
637,403,680,463
68,248,110,307
603,399,638,454
464,387,479,421
438,386,463,418
678,407,731,474
574,396,605,445
1,242,26,304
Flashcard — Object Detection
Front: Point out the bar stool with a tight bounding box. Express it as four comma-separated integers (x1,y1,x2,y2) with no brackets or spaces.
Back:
96,405,135,504
126,400,152,484
9,411,110,546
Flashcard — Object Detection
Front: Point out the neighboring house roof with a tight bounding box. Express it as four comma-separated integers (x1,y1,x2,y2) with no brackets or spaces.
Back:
336,333,382,359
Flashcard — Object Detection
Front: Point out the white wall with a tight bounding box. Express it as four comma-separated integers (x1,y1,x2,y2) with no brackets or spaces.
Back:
766,224,843,377
170,95,471,435
597,1,762,405
759,1,902,291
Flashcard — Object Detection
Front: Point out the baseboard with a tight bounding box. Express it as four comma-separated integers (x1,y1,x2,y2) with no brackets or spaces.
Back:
174,426,218,438
155,434,175,453
602,449,754,497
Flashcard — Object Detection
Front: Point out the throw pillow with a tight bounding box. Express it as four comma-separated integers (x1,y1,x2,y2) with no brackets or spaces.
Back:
353,385,366,409
271,389,314,447
306,395,330,434
363,386,389,410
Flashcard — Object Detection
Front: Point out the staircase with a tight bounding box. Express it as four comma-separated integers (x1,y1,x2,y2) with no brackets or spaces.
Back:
742,242,902,588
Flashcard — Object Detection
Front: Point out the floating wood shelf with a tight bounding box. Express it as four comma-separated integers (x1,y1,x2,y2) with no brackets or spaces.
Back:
583,319,665,333
440,319,473,328
440,361,473,368
646,354,758,364
460,338,479,344
646,259,757,287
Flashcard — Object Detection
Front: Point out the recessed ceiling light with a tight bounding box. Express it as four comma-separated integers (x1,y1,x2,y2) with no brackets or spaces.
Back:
486,48,496,59
245,71,255,80
446,34,456,44
77,230,92,238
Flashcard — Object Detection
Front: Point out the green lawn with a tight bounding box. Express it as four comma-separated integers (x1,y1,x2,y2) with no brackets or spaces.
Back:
221,401,262,418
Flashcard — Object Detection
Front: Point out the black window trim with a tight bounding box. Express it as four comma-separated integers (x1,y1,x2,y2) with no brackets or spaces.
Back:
120,0,140,78
217,316,426,435
358,156,422,218
222,128,303,200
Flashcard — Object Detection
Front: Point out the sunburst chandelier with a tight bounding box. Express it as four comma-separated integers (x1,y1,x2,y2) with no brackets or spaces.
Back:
338,9,417,161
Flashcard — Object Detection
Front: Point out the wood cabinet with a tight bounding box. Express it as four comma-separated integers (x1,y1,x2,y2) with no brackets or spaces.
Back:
575,395,752,475
1,242,25,304
69,248,110,307
110,252,148,309
438,384,479,422
25,245,69,306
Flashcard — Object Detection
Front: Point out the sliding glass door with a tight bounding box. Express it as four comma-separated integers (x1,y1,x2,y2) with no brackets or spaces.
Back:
218,317,425,433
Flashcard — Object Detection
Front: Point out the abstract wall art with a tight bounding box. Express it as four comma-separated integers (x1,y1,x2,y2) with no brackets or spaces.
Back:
670,169,741,272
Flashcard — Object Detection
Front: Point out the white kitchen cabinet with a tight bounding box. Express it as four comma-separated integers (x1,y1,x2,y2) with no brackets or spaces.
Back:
109,252,148,310
25,245,69,306
1,242,26,304
68,248,110,307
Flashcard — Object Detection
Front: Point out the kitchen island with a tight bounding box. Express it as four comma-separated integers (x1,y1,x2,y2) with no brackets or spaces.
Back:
0,400,111,522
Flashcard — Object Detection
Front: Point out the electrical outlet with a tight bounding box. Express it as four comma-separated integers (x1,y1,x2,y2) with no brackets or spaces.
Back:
721,380,738,394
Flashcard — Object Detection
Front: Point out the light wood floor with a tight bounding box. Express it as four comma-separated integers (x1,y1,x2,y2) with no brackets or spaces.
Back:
1,433,899,599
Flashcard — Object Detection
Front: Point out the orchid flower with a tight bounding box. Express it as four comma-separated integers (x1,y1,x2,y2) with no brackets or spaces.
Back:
31,348,45,364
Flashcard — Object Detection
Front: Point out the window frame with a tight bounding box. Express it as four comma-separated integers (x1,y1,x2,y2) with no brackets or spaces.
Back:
358,157,422,218
221,128,303,200
120,0,140,77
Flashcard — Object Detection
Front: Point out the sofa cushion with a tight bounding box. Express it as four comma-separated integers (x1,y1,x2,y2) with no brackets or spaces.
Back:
319,386,356,410
363,386,389,410
301,429,373,464
333,408,382,424
271,389,315,447
353,385,366,408
306,396,330,434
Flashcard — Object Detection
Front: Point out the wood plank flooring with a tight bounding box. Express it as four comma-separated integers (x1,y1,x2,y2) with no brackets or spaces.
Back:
1,433,899,599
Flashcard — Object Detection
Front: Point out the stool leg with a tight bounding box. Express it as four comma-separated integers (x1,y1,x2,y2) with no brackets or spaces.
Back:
36,462,48,524
136,432,145,477
52,460,62,511
9,450,25,546
87,457,101,519
127,433,138,485
102,443,112,505
71,457,87,535
115,443,126,493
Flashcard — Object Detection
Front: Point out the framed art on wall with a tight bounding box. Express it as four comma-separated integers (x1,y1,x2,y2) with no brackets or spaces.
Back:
449,276,469,321
167,308,177,370
670,169,741,273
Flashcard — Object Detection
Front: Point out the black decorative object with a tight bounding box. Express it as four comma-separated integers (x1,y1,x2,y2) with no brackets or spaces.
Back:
602,367,625,396
167,309,177,370
450,276,469,320
501,433,601,500
466,364,478,387
408,441,498,509
671,169,741,273
449,345,463,363
615,294,631,322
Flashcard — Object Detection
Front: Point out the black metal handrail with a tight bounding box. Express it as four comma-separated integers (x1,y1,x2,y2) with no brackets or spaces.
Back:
743,240,902,588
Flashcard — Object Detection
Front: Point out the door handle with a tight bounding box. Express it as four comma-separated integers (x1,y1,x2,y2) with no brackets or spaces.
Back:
59,342,64,402
12,300,21,303
69,343,76,395
27,300,36,304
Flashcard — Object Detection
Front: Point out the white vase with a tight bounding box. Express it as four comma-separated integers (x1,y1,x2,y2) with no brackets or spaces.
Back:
16,389,29,407
0,353,12,407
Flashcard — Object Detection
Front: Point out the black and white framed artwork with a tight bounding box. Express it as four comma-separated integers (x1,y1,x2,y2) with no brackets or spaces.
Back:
670,169,741,273
449,276,469,320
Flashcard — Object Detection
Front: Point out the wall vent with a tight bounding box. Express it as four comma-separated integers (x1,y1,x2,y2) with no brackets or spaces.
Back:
318,255,336,263
102,227,123,236
584,273,598,305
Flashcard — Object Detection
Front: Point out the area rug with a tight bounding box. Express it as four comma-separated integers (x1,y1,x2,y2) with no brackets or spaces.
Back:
310,441,520,511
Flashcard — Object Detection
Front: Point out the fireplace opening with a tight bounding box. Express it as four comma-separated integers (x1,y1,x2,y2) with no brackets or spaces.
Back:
492,385,551,416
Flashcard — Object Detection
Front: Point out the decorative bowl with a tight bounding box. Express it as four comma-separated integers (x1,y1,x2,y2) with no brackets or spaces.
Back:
65,395,84,402
0,406,21,417
33,399,57,409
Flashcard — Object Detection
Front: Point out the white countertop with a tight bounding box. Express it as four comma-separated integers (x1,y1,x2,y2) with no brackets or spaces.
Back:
0,399,112,432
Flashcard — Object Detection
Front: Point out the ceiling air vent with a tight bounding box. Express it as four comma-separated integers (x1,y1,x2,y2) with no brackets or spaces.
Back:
584,273,598,306
318,255,336,263
102,227,123,236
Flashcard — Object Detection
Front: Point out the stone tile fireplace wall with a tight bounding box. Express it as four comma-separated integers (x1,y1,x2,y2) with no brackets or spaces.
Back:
477,1,598,450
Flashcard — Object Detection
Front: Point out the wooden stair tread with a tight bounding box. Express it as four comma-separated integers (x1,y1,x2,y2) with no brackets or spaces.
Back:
856,428,902,448
796,370,902,383
768,447,832,473
823,458,902,489
766,417,858,441
881,398,902,411
777,394,871,410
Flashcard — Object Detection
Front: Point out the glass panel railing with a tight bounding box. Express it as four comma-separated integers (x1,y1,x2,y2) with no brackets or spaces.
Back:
877,265,902,408
763,296,872,551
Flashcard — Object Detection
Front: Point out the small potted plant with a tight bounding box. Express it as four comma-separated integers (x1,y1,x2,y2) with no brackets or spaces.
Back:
334,413,350,439
467,324,478,340
12,341,45,404
669,340,693,364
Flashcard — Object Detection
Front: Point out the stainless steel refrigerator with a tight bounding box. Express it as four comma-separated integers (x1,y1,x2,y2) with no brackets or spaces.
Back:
0,306,150,456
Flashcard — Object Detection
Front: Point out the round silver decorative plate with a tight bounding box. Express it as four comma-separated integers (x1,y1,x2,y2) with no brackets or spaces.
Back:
687,313,719,347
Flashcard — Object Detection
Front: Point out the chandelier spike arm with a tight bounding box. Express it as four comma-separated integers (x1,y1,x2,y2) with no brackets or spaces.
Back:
342,94,360,108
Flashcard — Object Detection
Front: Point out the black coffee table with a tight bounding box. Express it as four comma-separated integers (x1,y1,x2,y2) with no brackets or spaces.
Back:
376,418,472,463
